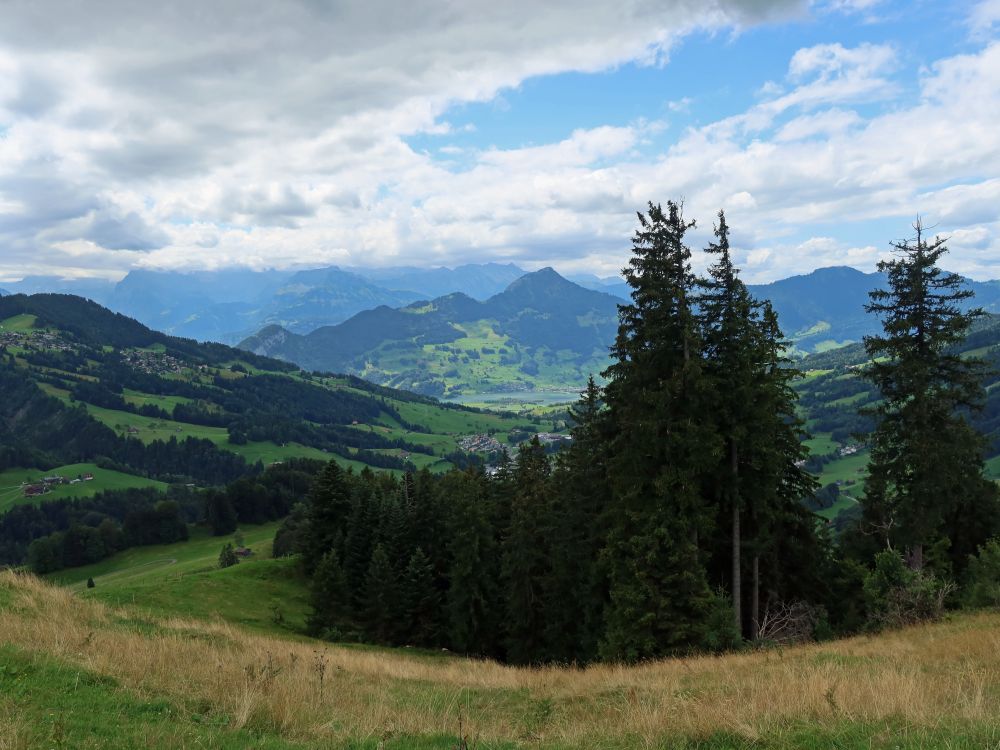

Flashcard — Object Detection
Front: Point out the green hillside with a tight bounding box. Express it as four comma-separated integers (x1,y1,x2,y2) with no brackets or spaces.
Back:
0,294,541,486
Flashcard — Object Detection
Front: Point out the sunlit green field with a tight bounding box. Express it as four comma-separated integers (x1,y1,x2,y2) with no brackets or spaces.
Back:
0,313,38,331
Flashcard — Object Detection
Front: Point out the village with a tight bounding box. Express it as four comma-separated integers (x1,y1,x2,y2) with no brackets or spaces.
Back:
0,328,75,353
120,347,194,376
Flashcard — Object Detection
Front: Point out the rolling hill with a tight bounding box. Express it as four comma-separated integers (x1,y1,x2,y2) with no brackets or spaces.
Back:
240,267,622,397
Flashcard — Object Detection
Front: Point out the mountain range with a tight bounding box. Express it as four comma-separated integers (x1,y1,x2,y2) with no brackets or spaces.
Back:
0,263,533,343
240,267,620,397
6,263,1000,383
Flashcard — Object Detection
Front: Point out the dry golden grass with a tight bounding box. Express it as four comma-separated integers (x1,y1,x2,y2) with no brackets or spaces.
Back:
2,569,1000,748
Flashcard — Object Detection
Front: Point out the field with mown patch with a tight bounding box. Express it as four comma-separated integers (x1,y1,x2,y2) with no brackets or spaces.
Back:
0,463,167,513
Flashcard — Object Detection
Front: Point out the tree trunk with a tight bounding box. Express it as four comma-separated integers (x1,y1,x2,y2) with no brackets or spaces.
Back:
751,554,760,641
909,543,924,571
730,440,741,634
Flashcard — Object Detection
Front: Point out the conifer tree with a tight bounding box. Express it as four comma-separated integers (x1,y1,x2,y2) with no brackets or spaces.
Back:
698,211,758,634
601,201,719,660
308,548,350,635
302,460,352,574
739,302,818,635
444,470,499,655
363,543,400,644
404,547,442,647
501,437,552,664
218,542,238,569
544,376,610,662
862,221,998,571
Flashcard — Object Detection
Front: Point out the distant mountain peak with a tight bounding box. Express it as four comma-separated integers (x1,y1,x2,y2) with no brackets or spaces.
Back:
503,266,569,292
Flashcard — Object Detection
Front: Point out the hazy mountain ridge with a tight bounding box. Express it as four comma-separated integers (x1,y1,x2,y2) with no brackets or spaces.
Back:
8,263,1000,360
0,263,535,344
747,266,1000,353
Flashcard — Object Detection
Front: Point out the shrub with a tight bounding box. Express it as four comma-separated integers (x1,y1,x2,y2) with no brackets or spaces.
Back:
863,549,954,630
218,542,239,569
963,538,1000,609
701,590,743,652
86,577,95,589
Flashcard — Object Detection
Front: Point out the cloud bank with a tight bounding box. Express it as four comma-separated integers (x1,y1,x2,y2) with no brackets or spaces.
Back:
0,0,998,283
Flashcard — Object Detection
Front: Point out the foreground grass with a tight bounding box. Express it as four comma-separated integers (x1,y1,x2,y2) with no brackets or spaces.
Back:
3,571,1000,748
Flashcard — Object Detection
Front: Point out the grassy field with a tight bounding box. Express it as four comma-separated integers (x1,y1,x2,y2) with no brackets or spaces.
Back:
0,313,38,332
4,570,1000,749
803,432,838,456
0,462,167,513
122,388,195,411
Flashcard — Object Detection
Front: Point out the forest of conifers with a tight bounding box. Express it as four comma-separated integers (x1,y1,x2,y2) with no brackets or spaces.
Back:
283,203,1000,663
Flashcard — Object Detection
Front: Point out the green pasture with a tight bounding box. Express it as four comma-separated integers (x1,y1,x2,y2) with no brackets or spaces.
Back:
803,432,838,456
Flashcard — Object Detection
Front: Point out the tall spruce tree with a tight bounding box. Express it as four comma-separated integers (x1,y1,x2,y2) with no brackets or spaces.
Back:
738,302,818,636
601,201,719,660
699,211,758,635
862,221,997,571
302,460,353,574
501,437,553,664
363,543,401,644
699,213,818,638
444,470,500,656
544,376,611,662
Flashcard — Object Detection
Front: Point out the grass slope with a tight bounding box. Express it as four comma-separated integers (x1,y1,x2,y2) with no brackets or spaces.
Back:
4,570,1000,749
48,522,310,637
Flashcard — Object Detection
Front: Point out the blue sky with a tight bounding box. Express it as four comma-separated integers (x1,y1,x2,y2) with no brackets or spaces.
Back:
0,0,998,283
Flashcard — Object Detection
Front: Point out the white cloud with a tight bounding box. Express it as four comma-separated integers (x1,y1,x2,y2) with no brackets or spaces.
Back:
1,3,999,286
969,0,1000,37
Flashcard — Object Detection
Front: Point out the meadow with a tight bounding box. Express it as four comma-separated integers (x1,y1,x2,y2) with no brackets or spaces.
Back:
0,462,167,513
2,567,1000,749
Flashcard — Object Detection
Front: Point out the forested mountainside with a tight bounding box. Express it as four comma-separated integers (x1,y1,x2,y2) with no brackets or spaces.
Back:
0,293,543,492
239,267,621,396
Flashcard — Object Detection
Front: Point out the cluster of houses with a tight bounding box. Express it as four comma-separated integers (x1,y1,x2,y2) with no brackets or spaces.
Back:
120,348,190,375
534,432,573,448
0,329,74,353
459,433,505,453
838,443,863,457
22,471,95,497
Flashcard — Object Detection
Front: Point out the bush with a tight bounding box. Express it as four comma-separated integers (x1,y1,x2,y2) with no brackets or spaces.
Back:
863,550,954,630
218,542,239,569
963,538,1000,608
701,590,743,652
86,577,95,589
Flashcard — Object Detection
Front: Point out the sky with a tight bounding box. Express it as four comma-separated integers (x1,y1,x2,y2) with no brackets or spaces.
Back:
0,0,998,285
